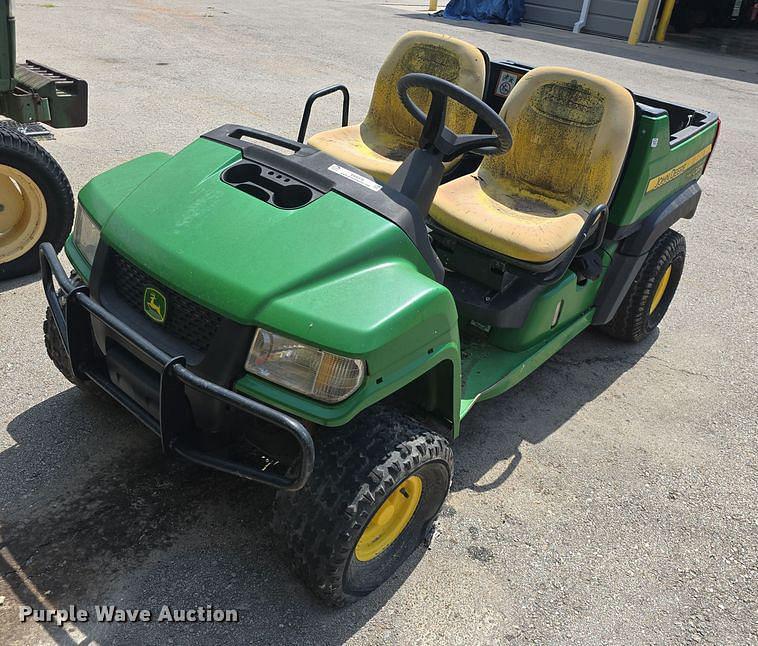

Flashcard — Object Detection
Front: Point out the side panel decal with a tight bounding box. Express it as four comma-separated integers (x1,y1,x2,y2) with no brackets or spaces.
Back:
646,145,712,193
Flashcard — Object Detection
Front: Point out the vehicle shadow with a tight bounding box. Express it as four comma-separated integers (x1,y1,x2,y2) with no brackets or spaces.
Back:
0,271,40,294
0,389,421,645
402,12,758,84
0,328,655,644
452,328,658,493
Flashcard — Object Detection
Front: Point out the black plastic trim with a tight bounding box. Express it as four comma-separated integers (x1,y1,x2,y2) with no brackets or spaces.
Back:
592,182,701,325
605,182,699,247
445,272,545,328
39,243,314,491
592,252,647,326
619,182,700,255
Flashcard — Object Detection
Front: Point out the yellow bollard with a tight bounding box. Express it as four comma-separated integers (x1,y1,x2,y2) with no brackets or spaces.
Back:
627,0,650,45
429,0,438,10
654,0,676,42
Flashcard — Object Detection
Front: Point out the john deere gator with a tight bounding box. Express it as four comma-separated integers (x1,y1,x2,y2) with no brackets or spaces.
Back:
40,32,718,605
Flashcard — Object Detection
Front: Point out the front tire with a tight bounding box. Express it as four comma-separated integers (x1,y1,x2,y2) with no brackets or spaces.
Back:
272,407,453,606
0,127,74,280
43,282,107,400
599,229,686,343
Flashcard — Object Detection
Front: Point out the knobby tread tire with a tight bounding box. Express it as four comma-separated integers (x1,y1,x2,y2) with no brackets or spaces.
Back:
43,280,107,400
271,406,453,606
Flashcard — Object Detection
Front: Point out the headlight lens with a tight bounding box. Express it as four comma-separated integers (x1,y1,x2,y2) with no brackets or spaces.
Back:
72,203,101,265
245,328,365,403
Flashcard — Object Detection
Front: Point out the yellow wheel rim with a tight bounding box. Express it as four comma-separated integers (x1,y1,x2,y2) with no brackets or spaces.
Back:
649,265,673,314
0,164,47,263
354,475,422,562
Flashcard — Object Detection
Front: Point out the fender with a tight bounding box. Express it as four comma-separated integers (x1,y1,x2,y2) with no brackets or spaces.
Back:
593,182,700,325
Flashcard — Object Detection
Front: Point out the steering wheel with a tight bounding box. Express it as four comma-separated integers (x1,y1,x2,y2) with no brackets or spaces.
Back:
397,72,513,162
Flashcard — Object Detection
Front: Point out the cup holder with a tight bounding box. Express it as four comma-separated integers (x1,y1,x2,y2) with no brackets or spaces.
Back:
221,161,319,209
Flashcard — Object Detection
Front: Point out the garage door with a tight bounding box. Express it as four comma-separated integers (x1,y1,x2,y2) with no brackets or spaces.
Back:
524,0,644,39
583,0,639,38
524,0,582,30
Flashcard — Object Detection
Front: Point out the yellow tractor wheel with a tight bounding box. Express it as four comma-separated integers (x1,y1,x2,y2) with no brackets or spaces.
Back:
272,406,453,606
0,126,73,281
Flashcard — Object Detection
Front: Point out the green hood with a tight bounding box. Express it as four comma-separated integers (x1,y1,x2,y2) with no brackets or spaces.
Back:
79,138,456,359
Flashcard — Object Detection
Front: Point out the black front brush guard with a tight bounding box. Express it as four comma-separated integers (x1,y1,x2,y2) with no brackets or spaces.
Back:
39,243,315,491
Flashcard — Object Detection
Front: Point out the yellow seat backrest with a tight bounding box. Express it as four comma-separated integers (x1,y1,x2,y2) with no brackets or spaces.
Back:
360,31,486,161
481,66,635,213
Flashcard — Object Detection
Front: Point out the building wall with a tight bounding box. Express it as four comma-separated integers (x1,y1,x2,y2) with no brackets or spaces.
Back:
523,0,658,40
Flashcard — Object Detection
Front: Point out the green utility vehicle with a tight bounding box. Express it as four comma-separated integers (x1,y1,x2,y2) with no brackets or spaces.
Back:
40,32,719,605
0,0,87,279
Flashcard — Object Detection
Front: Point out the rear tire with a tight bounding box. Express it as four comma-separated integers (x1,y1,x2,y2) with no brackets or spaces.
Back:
0,127,74,280
599,229,686,343
271,406,453,606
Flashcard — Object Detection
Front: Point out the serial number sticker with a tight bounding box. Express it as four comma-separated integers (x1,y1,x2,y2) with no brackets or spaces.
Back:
328,164,382,192
494,71,519,98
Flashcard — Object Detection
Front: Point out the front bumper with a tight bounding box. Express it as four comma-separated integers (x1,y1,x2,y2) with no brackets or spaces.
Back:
40,243,314,490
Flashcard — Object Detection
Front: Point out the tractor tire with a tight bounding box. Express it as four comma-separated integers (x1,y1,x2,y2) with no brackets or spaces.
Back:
0,127,74,280
599,229,686,343
43,282,107,400
272,406,453,606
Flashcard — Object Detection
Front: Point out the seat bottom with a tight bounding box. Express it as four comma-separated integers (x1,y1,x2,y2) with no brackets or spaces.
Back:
308,125,409,184
429,174,589,263
309,124,468,186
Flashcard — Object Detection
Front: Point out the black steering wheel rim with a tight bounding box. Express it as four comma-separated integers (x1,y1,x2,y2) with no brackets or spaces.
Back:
397,72,513,161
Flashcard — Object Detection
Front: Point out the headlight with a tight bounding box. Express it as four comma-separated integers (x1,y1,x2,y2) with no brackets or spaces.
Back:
245,328,365,403
72,203,101,265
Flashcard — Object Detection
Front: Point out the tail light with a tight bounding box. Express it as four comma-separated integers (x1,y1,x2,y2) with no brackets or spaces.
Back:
703,117,721,174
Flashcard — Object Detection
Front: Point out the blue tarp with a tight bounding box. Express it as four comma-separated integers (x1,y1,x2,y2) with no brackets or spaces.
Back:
443,0,523,25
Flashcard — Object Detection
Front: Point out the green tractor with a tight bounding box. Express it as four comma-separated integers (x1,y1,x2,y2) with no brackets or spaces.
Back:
40,32,718,605
0,0,87,280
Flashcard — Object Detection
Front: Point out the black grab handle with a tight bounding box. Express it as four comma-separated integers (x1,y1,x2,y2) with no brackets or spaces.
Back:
297,84,350,143
206,124,305,153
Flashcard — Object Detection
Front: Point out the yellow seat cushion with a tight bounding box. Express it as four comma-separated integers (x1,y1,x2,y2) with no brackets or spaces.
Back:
308,125,405,184
430,66,635,263
308,123,468,185
430,174,588,263
308,30,486,183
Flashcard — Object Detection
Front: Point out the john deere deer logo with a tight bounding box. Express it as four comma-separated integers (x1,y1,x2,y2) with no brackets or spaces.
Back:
143,287,167,323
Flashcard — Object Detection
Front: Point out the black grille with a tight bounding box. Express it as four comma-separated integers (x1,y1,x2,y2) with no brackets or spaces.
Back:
110,251,222,352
